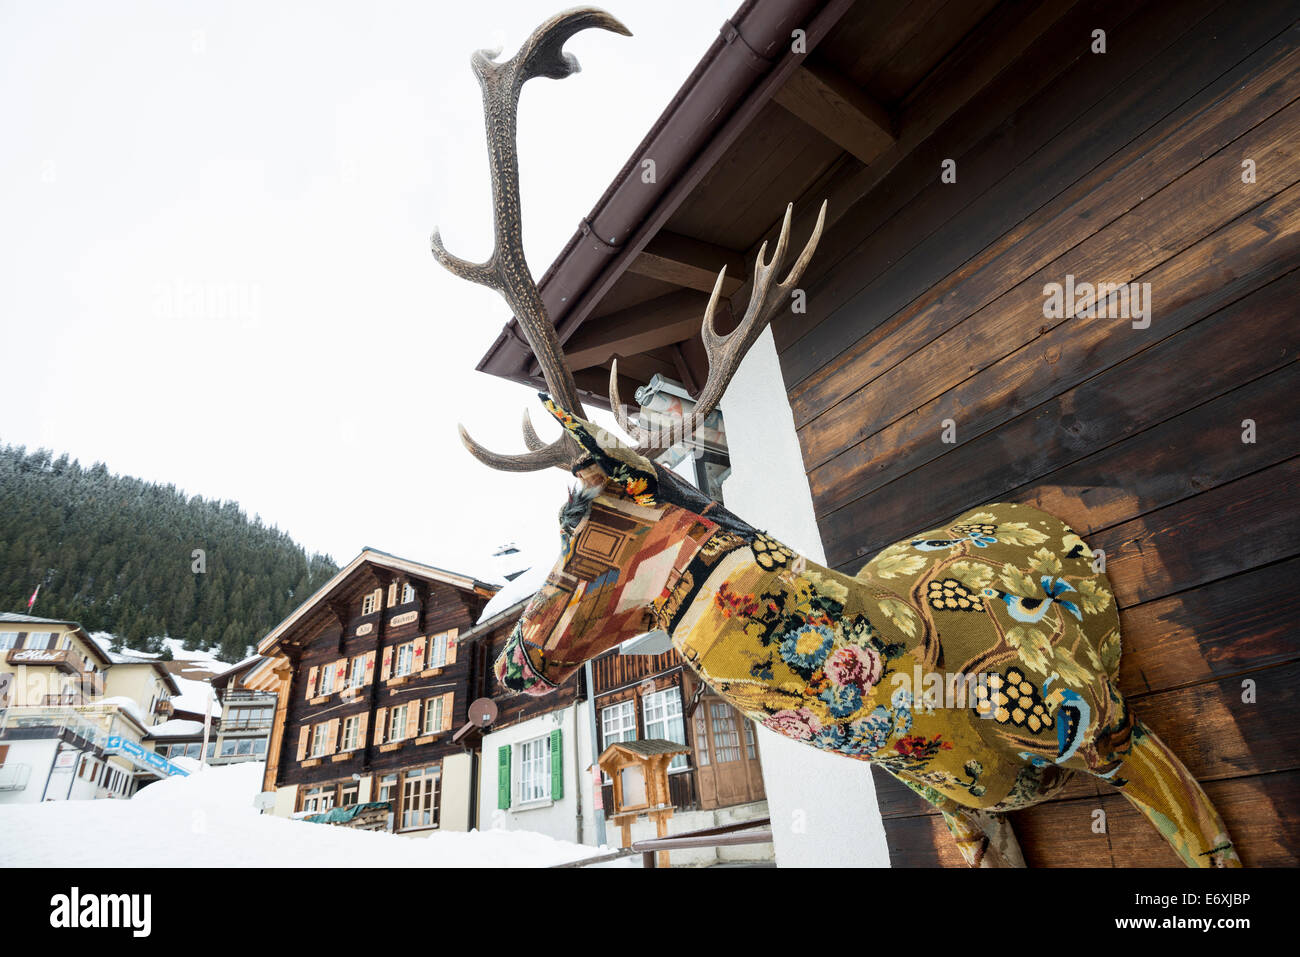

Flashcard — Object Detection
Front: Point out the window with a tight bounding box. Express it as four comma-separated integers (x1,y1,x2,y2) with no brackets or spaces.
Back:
0,633,18,650
744,720,757,759
362,592,378,616
347,656,365,688
340,781,359,807
401,766,441,830
643,688,687,770
341,715,360,752
710,702,742,762
402,583,416,604
236,739,253,756
426,631,456,668
377,774,398,805
310,723,331,757
317,665,335,696
516,736,551,804
221,739,237,757
388,704,408,742
694,710,709,766
301,785,335,814
206,742,216,759
422,696,444,735
394,643,414,677
26,632,54,649
253,738,267,755
601,701,637,748
186,743,202,760
61,635,72,650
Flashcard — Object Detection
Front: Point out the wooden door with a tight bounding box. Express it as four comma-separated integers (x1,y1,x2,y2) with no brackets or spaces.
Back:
693,695,765,809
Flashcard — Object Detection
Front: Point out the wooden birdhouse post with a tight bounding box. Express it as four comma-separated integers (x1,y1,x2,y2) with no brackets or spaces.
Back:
596,739,689,868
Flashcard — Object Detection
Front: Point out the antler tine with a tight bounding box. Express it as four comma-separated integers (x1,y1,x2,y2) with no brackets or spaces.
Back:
432,8,631,471
608,358,651,445
459,422,573,473
521,409,549,452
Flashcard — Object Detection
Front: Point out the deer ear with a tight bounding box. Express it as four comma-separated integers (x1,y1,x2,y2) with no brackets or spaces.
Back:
539,394,659,503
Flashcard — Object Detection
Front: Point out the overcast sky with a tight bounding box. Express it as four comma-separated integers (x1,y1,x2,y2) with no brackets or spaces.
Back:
0,0,740,583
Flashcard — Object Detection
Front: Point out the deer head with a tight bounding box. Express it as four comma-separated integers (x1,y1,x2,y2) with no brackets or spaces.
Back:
432,7,825,695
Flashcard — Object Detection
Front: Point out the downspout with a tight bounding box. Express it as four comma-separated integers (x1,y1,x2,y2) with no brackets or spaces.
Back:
584,659,607,847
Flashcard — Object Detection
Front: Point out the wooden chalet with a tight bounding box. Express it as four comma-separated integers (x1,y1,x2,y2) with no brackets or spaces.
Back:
477,0,1300,865
255,548,497,833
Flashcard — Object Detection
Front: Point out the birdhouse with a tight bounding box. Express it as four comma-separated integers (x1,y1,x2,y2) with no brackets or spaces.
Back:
595,739,689,866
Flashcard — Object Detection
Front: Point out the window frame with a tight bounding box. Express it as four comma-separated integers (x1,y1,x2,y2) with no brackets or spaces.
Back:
642,687,688,771
514,735,552,806
341,715,360,752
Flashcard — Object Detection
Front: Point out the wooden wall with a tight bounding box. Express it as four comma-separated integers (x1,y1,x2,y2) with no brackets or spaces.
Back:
772,0,1300,865
276,570,488,801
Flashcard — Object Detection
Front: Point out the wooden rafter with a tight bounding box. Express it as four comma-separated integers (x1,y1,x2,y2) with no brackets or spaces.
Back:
772,59,895,166
561,289,720,371
625,231,747,295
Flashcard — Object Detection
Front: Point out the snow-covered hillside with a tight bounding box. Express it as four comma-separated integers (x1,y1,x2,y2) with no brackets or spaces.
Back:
0,761,629,868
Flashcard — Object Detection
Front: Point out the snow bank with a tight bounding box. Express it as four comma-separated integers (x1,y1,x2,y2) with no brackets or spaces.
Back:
0,762,630,868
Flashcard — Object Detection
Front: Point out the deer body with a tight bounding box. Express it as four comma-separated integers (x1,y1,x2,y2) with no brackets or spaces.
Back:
433,8,1240,867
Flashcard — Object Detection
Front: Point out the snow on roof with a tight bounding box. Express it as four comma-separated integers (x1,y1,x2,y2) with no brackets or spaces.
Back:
0,761,633,868
171,675,221,718
149,719,207,738
97,695,148,729
477,563,548,624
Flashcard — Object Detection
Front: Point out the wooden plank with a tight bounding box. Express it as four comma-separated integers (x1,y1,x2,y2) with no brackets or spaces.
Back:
784,5,1297,411
805,102,1300,504
624,231,746,295
816,265,1300,566
1089,456,1300,609
885,769,1300,867
772,58,896,165
770,0,1171,360
561,289,708,371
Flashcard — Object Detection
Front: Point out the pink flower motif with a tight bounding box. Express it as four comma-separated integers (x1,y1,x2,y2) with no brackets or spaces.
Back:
763,707,821,741
824,645,883,691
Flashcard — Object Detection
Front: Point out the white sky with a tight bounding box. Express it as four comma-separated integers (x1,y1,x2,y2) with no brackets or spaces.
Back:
0,0,740,583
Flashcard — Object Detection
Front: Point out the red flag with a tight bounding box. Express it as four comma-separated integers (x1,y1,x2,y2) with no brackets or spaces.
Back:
26,584,40,610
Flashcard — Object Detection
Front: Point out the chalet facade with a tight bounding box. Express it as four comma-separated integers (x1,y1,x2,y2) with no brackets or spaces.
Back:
255,549,496,834
474,0,1299,866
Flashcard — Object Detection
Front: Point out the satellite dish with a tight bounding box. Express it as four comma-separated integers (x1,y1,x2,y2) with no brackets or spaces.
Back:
469,698,498,728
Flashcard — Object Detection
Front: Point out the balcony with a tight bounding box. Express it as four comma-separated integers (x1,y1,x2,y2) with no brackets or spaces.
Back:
0,763,31,791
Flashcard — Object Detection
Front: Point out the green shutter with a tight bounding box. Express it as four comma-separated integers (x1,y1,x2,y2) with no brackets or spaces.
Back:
497,745,511,810
550,728,564,800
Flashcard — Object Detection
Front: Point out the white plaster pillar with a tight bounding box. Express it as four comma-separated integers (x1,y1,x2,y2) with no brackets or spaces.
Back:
718,326,892,867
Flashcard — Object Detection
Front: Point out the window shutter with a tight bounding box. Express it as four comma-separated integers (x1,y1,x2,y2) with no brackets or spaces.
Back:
497,745,511,810
387,582,397,607
363,650,376,684
441,692,454,732
356,712,369,748
326,718,340,754
334,659,347,685
413,636,426,670
550,728,564,800
296,726,310,761
446,628,459,666
373,707,388,745
405,701,421,739
380,647,392,681
305,666,318,700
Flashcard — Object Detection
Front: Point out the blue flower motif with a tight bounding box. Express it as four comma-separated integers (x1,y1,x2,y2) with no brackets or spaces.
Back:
891,687,913,710
847,706,894,753
779,624,835,671
819,683,863,719
811,724,846,751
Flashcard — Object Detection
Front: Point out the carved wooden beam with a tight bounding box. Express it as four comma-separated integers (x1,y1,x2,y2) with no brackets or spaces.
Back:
625,231,746,295
562,289,718,371
772,60,895,166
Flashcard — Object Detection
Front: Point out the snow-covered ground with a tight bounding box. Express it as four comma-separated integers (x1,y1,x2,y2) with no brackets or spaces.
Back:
0,760,631,868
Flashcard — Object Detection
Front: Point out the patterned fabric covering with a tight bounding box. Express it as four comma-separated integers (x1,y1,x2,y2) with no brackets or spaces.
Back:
496,399,1240,868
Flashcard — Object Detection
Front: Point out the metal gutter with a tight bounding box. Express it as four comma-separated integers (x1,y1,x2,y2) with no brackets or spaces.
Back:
477,0,854,399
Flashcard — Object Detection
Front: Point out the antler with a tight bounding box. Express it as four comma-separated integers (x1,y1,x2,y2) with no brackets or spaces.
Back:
432,7,631,471
610,199,827,455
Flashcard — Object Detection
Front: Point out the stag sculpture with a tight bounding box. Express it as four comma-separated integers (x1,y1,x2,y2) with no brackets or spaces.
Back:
432,8,1239,868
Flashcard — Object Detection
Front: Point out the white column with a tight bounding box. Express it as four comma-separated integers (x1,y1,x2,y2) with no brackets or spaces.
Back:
719,326,892,867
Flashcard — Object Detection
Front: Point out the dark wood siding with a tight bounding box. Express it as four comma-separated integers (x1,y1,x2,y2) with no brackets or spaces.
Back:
276,571,489,798
774,0,1300,866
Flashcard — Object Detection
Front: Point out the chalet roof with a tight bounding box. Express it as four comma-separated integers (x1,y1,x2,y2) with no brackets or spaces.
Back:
208,653,264,688
255,548,499,656
105,653,183,695
476,0,986,405
0,612,113,667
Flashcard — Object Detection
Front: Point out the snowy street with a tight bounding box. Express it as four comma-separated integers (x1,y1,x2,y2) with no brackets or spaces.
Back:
0,760,631,868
